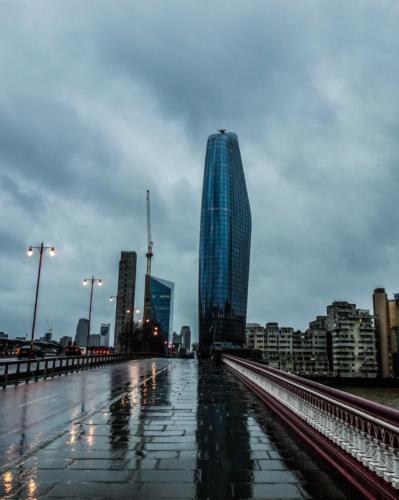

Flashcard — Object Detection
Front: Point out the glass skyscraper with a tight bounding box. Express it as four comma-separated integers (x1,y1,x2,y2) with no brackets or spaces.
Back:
198,130,251,351
150,276,174,341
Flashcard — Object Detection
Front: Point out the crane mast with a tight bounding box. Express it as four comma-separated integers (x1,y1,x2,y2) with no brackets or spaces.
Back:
146,190,153,276
143,190,153,325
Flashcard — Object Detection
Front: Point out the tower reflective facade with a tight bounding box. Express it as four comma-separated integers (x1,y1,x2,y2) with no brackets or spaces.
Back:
199,131,251,350
150,276,174,342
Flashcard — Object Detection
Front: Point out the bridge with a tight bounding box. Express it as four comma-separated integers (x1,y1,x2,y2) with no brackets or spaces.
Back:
0,355,398,499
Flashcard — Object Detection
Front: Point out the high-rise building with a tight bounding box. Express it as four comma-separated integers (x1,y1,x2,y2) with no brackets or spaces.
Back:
198,130,252,352
43,331,52,342
100,323,110,347
172,331,181,345
75,318,89,347
180,326,191,351
115,251,137,352
326,302,378,378
149,276,174,341
373,288,399,377
88,334,101,347
59,336,72,347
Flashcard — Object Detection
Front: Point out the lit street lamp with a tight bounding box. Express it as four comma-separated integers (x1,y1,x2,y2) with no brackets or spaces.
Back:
27,243,56,346
83,276,102,347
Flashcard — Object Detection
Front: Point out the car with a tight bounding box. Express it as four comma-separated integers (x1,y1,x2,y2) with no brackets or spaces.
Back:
17,344,44,359
64,346,82,356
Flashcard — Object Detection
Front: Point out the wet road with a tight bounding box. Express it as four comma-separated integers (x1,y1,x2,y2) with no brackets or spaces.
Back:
0,358,170,468
0,359,354,499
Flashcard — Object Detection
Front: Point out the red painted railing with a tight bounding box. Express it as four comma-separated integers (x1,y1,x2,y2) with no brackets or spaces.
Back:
223,354,399,500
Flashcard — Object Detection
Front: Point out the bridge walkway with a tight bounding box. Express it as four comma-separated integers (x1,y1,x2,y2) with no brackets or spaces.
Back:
1,359,353,499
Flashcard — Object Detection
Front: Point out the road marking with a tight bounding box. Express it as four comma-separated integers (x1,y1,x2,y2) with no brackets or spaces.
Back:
18,393,59,408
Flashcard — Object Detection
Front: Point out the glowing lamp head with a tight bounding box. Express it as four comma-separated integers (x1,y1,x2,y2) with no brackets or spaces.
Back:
126,309,131,314
98,279,102,286
154,331,158,336
48,246,56,256
83,279,88,286
135,309,140,314
27,246,33,257
109,296,114,302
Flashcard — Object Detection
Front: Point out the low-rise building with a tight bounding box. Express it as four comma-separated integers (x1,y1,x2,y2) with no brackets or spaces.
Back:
246,301,377,378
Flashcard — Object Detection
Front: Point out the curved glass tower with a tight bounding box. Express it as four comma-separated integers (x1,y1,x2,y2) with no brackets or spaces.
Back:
198,131,251,351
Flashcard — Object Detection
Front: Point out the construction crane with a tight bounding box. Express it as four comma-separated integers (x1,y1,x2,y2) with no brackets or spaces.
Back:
146,190,153,277
143,190,153,324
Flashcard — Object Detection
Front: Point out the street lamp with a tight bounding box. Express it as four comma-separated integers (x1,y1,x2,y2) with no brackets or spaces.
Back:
82,276,102,348
109,295,141,352
27,243,56,346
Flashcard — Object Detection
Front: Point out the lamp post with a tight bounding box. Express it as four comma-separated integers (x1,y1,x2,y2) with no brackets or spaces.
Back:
83,276,102,348
27,243,56,346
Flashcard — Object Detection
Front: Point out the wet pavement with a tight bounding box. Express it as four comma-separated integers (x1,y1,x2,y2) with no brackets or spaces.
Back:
0,359,354,499
0,358,170,467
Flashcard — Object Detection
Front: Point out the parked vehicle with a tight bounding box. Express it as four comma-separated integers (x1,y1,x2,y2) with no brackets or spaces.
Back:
17,344,44,359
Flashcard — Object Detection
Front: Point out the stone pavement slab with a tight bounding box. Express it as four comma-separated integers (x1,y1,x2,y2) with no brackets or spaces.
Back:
1,359,355,499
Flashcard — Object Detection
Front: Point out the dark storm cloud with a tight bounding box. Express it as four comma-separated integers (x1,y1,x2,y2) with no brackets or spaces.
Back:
0,0,399,342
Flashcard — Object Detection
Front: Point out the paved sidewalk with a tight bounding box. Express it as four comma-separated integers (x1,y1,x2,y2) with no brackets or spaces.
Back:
1,359,353,499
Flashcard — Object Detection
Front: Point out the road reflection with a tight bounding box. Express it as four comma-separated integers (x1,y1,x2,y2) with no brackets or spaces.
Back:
196,361,253,498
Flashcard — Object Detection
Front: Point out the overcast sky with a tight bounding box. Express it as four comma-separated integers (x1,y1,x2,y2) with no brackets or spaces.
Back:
1,1,399,344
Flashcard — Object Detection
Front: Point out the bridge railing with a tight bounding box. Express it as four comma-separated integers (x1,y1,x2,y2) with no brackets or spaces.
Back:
0,352,166,388
223,354,399,500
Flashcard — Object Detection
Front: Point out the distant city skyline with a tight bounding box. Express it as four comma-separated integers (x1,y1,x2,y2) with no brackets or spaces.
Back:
1,2,398,343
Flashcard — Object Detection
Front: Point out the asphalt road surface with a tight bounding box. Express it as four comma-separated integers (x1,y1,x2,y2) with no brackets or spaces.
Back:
0,358,170,469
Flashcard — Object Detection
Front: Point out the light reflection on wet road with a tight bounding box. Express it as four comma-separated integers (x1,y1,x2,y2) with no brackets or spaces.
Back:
0,359,354,499
0,358,170,468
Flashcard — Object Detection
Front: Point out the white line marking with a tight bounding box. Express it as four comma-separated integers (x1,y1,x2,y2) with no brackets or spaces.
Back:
18,393,59,408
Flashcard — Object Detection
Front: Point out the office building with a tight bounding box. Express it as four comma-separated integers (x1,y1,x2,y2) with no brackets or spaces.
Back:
100,323,110,347
88,334,101,347
60,336,72,347
115,251,137,352
172,331,181,346
181,326,191,351
149,276,174,341
0,332,8,339
373,288,399,377
75,318,89,347
43,331,52,342
199,130,252,351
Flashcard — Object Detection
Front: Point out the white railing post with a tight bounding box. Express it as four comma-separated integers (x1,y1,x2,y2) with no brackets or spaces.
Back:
222,355,399,492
